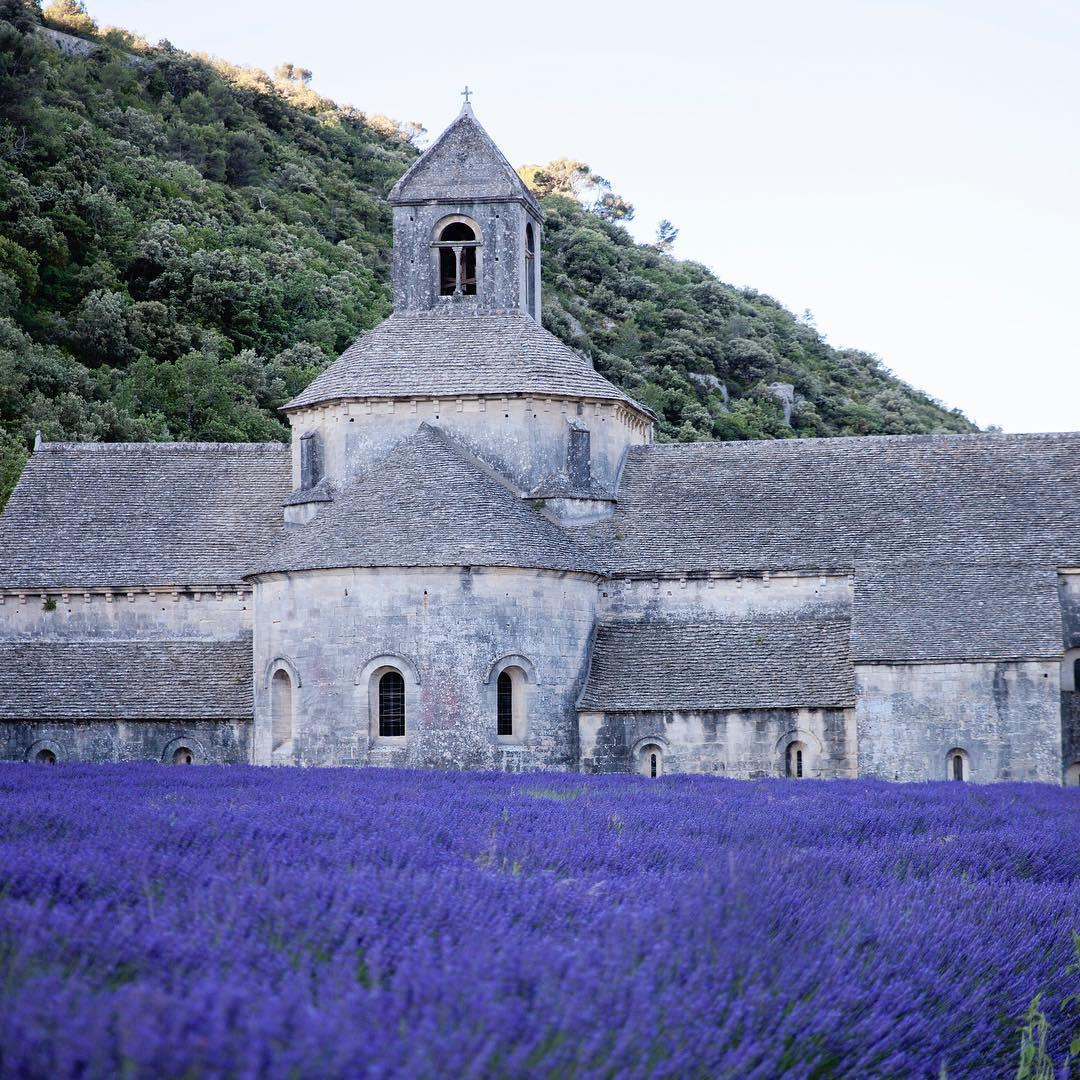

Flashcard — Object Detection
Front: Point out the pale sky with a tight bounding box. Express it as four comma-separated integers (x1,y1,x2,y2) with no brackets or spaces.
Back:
84,0,1080,432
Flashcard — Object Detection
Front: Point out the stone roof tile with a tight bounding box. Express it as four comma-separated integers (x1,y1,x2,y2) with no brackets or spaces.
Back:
251,424,601,576
579,618,855,712
0,442,291,589
607,431,1080,574
284,311,650,413
850,560,1063,662
388,106,541,213
600,431,1080,662
0,638,253,719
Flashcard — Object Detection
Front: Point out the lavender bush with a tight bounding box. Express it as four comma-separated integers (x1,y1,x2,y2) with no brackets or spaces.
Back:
0,765,1077,1078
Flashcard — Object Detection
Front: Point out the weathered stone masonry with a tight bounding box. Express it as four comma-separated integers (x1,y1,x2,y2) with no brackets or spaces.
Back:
1,103,1078,782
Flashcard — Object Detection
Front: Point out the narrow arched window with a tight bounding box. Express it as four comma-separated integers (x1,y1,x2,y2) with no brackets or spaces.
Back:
497,671,514,736
638,743,662,777
785,742,806,778
378,670,406,737
436,221,478,296
524,222,536,317
952,753,964,781
271,669,294,752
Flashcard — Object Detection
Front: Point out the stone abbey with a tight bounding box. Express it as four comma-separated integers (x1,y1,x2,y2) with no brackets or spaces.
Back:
2,104,1079,783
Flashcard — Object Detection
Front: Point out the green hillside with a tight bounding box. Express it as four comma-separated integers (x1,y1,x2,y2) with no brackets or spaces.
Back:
0,1,975,507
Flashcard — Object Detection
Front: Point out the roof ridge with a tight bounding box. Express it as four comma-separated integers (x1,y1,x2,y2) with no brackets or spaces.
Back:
601,616,851,627
34,441,289,454
251,422,601,576
414,422,530,501
638,429,1080,453
4,635,253,645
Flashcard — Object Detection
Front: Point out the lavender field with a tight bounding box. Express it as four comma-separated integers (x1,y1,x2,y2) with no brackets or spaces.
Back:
0,766,1077,1078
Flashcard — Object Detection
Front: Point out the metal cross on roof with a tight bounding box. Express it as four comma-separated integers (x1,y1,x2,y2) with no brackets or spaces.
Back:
461,85,473,106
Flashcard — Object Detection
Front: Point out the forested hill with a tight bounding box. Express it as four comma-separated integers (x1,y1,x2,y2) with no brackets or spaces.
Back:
0,1,975,507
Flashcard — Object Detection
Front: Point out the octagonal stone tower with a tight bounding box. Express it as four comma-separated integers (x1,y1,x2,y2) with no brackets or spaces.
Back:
278,105,654,520
247,104,655,770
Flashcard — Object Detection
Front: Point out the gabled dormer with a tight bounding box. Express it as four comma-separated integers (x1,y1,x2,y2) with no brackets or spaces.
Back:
388,103,544,318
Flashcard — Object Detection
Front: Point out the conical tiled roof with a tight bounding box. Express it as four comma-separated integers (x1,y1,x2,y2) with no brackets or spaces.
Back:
250,424,601,576
388,104,540,213
283,310,651,413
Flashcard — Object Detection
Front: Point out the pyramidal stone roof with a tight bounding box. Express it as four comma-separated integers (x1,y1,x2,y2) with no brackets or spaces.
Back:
251,424,601,576
0,441,291,589
284,310,650,413
388,104,541,213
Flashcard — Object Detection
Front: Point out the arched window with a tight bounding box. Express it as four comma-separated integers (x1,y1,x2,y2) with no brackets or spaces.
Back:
172,746,195,765
493,664,528,741
786,741,806,778
435,221,478,296
524,222,536,317
637,742,663,778
948,748,969,781
271,668,294,752
34,748,56,765
492,664,529,741
497,671,514,736
378,670,406,737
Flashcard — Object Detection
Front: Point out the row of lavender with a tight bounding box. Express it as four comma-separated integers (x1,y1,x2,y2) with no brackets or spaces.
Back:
0,765,1077,1078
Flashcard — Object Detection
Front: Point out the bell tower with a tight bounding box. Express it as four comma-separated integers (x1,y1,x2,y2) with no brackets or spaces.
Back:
388,99,544,318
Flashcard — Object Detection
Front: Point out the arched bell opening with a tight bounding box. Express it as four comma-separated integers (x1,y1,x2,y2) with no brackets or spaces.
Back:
433,218,479,297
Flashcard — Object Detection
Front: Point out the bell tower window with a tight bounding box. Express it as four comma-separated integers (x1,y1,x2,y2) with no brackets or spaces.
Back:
435,221,478,296
525,222,536,317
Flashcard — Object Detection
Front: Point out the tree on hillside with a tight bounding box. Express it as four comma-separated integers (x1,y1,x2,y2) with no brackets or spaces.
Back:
41,0,97,36
519,159,634,223
0,11,975,510
274,62,313,86
654,219,679,253
593,191,634,222
517,159,602,199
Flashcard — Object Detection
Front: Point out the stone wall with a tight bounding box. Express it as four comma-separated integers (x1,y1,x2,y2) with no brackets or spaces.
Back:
1,719,250,764
578,706,857,778
856,661,1062,783
287,398,648,501
0,587,254,765
599,571,852,622
251,565,598,770
0,587,252,643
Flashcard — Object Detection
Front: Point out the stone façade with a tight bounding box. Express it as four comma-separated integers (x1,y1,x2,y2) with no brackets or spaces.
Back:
1,103,1079,784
